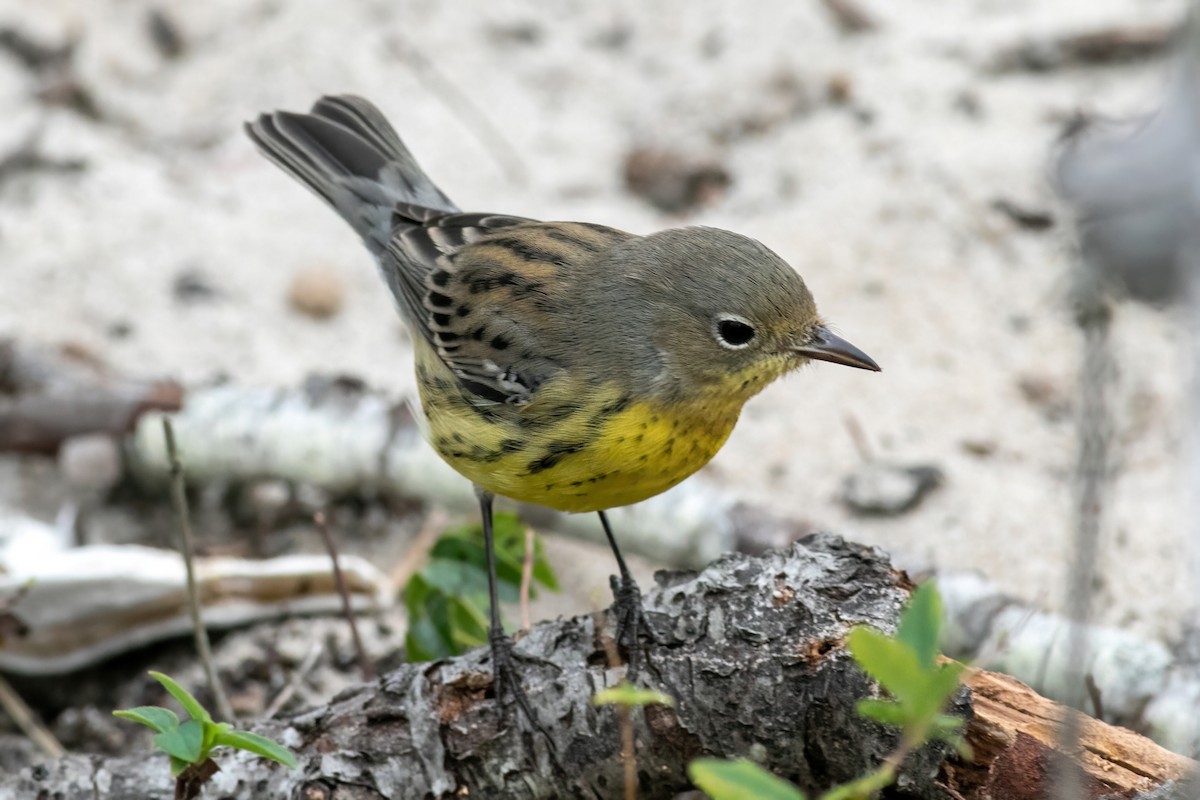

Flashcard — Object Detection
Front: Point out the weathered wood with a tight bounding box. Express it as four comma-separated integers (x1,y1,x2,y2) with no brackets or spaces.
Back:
5,535,959,800
0,339,182,455
945,669,1195,798
7,536,1192,799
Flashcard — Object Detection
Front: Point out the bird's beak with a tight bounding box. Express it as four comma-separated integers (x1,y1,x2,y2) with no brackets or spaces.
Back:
792,326,881,372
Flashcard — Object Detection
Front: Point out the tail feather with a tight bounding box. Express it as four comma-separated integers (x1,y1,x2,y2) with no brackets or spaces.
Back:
245,95,457,254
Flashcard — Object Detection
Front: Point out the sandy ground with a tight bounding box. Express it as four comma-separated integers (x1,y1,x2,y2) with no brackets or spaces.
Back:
0,0,1192,643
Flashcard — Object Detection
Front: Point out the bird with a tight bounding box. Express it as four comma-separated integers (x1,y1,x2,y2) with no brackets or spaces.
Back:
245,94,879,738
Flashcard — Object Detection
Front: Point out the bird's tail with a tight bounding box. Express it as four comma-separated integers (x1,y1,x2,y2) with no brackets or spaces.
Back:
245,95,458,254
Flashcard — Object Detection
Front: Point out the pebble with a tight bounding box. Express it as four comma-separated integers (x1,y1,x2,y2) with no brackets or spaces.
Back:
58,433,123,493
841,461,943,516
288,265,345,319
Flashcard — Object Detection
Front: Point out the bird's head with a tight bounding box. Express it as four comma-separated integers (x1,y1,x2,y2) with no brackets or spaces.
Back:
615,227,879,401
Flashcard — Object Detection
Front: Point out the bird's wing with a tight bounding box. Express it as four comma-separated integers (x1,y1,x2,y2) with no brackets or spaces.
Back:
388,218,631,405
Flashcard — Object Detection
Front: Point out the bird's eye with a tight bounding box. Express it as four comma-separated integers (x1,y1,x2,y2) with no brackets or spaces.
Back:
715,316,756,349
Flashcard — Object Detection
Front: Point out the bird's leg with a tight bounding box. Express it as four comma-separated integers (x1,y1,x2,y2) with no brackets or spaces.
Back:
598,509,660,681
477,488,556,752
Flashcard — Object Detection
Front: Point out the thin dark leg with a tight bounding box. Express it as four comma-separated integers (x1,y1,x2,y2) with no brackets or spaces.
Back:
478,488,556,753
598,510,657,680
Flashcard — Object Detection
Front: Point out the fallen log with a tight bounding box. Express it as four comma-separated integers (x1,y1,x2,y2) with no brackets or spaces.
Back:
0,339,181,455
4,535,1192,799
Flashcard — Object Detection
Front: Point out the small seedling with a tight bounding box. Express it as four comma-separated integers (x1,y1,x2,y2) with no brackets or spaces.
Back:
592,682,674,710
687,581,968,800
114,671,296,796
595,681,676,800
689,758,805,800
404,513,558,661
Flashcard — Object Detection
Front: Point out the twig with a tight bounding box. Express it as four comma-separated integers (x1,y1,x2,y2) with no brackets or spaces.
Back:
618,703,636,800
162,418,234,723
0,672,63,758
842,413,875,462
595,616,637,800
520,523,535,632
820,0,878,33
263,641,322,720
388,508,447,589
388,34,527,184
1055,272,1113,799
314,510,374,681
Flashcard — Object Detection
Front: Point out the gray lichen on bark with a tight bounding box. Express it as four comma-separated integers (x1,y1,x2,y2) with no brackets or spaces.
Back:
6,533,966,799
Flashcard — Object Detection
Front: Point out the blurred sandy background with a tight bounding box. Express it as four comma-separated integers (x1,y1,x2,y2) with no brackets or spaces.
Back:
0,0,1190,641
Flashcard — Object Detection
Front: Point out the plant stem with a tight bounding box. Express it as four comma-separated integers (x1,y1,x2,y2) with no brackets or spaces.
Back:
0,672,63,758
620,705,636,800
520,523,535,632
314,510,374,681
162,418,234,723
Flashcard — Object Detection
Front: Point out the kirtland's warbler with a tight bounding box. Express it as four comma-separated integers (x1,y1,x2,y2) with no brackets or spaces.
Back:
247,95,879,732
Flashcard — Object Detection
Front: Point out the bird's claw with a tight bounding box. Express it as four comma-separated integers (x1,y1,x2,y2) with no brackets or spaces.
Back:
609,574,662,681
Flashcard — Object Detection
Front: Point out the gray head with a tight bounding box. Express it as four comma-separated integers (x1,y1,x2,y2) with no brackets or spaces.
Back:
601,227,878,399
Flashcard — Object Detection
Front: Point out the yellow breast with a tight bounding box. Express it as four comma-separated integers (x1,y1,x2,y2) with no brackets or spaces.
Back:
414,346,742,512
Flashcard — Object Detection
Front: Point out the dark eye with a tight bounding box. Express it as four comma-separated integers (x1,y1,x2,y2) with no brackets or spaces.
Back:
715,317,756,349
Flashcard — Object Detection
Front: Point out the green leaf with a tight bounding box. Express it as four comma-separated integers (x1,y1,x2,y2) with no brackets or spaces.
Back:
531,554,559,592
152,718,205,765
846,627,925,704
402,571,434,612
593,681,675,708
112,706,180,734
168,755,191,777
930,712,966,736
819,767,896,800
688,758,805,800
149,671,212,723
212,729,298,769
896,582,943,670
405,613,454,662
433,515,558,594
855,698,909,727
420,558,498,600
922,662,966,710
447,596,490,650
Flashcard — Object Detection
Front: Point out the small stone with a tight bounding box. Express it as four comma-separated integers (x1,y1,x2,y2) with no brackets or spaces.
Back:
172,268,221,304
991,197,1055,231
146,7,185,59
288,265,345,319
1016,373,1071,422
841,462,943,516
58,433,123,493
248,479,291,515
960,439,997,458
826,72,854,105
622,148,731,214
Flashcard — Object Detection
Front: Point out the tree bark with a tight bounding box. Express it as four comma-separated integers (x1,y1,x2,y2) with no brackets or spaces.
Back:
6,535,1192,799
6,534,959,799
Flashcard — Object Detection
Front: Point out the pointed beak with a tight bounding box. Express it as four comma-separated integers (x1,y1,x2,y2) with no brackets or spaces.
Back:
792,327,881,372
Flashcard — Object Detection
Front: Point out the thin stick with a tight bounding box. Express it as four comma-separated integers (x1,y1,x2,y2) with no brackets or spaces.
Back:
620,705,636,800
263,641,322,719
596,615,638,800
1055,272,1112,800
0,672,64,758
314,510,374,681
842,413,875,462
162,418,234,723
520,524,535,632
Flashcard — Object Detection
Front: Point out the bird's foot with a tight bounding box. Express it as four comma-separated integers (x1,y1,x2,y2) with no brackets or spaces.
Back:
488,629,559,759
609,574,663,682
